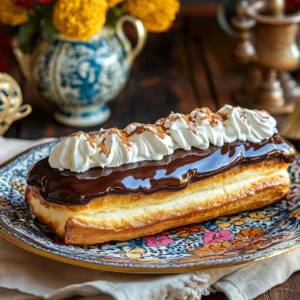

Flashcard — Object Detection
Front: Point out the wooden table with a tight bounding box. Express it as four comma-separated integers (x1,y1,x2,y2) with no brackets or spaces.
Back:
4,15,300,300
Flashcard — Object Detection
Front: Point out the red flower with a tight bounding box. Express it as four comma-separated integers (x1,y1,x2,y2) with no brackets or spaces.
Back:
144,235,174,247
37,0,54,4
0,56,12,72
15,0,54,8
15,0,34,8
286,0,300,12
2,37,11,49
0,27,11,50
0,27,12,72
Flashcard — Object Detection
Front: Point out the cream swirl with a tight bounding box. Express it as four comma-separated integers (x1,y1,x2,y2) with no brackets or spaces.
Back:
48,132,98,172
49,105,278,172
218,105,277,143
156,113,203,150
125,123,174,160
91,128,138,168
189,107,225,147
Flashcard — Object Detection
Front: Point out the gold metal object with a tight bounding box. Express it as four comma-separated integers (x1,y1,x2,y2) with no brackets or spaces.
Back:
280,97,300,139
231,0,300,114
0,73,32,136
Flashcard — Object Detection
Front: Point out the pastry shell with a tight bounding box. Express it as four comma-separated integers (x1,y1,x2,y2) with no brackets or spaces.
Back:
25,159,291,245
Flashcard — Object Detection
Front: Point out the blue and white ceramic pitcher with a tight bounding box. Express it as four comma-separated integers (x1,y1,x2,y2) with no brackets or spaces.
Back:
14,15,146,127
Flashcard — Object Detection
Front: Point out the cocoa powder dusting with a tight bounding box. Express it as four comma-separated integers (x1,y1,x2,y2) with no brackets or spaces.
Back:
60,106,273,163
126,124,166,139
97,141,110,157
253,110,268,123
218,112,228,121
68,132,96,148
239,111,250,125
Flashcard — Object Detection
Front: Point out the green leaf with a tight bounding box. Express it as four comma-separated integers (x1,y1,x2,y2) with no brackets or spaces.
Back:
41,19,58,41
39,5,58,42
16,16,38,53
35,3,53,17
106,6,124,27
3,25,19,37
28,9,36,18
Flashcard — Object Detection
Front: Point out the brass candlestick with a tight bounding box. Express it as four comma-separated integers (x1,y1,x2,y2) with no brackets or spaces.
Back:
230,0,300,114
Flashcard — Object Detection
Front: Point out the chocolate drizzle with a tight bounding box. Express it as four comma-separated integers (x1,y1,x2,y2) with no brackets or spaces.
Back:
27,135,296,206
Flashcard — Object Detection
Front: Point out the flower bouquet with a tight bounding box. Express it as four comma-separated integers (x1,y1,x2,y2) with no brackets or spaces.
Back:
0,0,180,52
0,0,180,127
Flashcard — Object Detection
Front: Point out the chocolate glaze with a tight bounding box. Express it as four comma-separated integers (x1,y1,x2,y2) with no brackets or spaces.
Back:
27,135,296,206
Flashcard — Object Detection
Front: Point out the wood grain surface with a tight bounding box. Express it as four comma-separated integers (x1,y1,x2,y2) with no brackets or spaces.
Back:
4,15,299,300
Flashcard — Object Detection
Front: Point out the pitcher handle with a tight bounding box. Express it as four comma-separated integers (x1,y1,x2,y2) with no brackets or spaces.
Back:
11,39,32,80
217,3,238,38
218,0,255,39
116,15,147,66
11,104,32,122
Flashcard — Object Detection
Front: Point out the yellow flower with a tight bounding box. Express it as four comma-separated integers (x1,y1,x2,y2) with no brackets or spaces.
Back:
123,246,146,259
0,0,28,26
216,215,247,229
53,0,108,41
248,212,271,220
10,181,26,195
0,197,8,207
107,0,124,8
123,0,180,32
217,212,272,229
291,208,300,218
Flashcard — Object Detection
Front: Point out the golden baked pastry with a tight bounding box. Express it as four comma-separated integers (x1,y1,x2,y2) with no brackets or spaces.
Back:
25,105,296,245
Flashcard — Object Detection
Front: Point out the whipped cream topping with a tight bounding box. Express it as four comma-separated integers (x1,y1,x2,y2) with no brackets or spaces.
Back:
49,105,278,172
125,123,174,160
218,105,277,143
189,107,225,147
156,113,203,150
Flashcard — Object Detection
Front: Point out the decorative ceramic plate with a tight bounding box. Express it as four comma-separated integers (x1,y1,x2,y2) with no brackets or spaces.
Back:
0,141,300,273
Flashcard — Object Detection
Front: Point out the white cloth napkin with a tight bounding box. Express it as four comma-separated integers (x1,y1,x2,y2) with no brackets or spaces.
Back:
0,136,299,300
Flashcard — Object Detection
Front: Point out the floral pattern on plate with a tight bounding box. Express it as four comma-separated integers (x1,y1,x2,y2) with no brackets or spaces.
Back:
0,141,300,272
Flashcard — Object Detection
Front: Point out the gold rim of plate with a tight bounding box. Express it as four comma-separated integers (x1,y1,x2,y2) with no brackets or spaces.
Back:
0,141,300,274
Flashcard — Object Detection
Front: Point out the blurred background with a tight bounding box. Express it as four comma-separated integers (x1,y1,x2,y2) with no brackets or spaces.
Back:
1,0,299,146
0,0,236,138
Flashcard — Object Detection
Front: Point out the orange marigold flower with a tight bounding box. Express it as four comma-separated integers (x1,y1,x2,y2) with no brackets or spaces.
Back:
53,0,108,41
236,228,266,240
0,0,28,26
123,0,180,32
